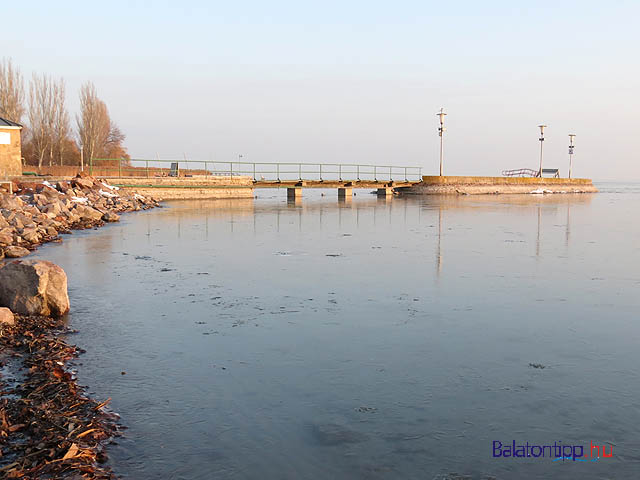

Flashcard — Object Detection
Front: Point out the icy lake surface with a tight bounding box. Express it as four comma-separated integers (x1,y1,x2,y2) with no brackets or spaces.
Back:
33,184,640,479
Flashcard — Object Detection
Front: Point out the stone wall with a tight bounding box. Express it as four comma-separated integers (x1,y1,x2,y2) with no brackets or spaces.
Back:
0,128,22,178
402,175,598,195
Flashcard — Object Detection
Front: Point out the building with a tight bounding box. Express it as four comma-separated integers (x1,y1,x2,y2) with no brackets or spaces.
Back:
0,116,23,179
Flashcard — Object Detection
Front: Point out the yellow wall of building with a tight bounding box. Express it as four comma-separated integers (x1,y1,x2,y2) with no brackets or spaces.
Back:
0,127,22,178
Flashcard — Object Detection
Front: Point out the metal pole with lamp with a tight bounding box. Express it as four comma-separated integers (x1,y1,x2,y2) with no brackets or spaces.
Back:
538,124,547,177
437,108,447,176
568,134,576,179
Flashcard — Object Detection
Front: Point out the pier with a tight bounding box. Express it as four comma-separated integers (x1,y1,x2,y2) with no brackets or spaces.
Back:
85,159,423,200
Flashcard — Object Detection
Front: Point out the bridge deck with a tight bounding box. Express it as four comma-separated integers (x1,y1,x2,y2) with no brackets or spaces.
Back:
253,180,418,189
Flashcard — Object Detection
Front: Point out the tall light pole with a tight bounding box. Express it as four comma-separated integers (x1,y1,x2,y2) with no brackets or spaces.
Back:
437,108,447,176
538,124,547,177
568,134,576,179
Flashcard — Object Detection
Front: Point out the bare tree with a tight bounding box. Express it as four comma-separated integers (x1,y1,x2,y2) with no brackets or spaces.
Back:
28,74,55,167
53,79,70,165
77,82,109,164
0,58,25,123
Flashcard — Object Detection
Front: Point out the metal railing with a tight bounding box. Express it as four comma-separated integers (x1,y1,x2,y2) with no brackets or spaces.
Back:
90,158,422,183
502,168,539,177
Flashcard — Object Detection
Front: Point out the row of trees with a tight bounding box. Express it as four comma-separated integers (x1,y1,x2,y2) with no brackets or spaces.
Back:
0,58,128,168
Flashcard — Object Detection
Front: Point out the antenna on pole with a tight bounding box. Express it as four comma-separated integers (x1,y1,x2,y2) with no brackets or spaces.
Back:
568,134,576,179
437,108,447,176
538,124,547,177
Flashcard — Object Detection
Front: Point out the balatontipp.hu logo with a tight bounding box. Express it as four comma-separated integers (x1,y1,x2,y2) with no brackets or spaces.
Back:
493,440,614,462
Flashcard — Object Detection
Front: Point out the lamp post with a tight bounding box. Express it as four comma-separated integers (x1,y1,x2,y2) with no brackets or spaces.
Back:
437,108,447,176
568,134,576,179
538,124,547,177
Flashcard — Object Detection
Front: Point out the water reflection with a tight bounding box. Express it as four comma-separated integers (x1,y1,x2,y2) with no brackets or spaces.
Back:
31,189,640,480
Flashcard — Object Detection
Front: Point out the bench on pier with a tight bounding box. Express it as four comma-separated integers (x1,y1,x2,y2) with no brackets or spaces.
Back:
541,168,560,178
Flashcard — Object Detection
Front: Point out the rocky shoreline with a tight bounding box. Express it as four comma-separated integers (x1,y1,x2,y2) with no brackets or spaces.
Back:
0,173,159,259
0,175,160,478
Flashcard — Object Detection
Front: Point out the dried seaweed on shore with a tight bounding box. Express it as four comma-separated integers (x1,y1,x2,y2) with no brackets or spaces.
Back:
0,315,119,479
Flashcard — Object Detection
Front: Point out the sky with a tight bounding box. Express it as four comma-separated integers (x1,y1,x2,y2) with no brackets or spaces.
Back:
3,1,640,180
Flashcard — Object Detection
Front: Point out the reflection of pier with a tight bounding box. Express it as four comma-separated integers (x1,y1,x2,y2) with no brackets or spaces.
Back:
424,193,592,275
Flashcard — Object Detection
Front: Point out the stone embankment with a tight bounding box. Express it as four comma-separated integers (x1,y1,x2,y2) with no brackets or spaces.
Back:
0,173,159,259
0,175,159,477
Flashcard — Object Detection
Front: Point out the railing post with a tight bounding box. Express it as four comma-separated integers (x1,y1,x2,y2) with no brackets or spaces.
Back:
119,158,122,177
389,166,392,181
339,164,342,181
299,163,302,181
253,163,256,181
405,167,407,182
319,164,322,181
357,165,360,181
230,162,233,178
146,160,149,178
89,157,93,176
374,166,377,181
205,161,208,178
277,163,280,182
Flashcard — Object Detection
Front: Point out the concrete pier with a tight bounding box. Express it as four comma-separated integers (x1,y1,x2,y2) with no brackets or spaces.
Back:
377,187,393,196
398,175,598,195
287,187,302,199
338,187,353,198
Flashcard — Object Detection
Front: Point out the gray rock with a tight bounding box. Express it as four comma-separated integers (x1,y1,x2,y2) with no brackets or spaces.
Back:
102,211,120,222
4,246,30,258
0,232,12,246
0,260,70,317
0,307,14,325
73,205,104,222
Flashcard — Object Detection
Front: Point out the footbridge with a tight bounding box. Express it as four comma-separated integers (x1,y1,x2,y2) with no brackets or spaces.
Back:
90,158,423,199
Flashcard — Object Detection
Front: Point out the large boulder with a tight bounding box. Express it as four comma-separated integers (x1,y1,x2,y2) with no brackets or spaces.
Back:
0,231,12,246
0,307,14,325
73,205,104,222
0,260,70,317
4,246,30,258
102,211,120,222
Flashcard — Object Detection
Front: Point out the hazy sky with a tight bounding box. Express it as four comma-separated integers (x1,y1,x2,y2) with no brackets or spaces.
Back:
5,1,640,180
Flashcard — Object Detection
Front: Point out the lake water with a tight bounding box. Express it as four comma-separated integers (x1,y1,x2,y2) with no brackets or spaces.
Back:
32,184,640,479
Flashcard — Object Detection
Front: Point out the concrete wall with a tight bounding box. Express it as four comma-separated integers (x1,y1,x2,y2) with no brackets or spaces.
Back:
109,176,255,200
0,127,22,178
403,175,597,195
118,186,254,200
420,175,594,185
25,165,222,178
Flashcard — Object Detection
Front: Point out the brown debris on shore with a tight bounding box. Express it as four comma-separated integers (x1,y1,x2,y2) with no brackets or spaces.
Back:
0,314,119,479
0,172,160,258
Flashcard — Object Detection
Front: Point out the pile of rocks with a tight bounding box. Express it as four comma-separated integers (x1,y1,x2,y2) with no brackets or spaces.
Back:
0,173,159,259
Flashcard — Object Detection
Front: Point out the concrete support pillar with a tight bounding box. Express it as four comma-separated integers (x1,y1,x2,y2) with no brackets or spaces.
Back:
377,187,393,196
338,187,353,198
287,187,302,200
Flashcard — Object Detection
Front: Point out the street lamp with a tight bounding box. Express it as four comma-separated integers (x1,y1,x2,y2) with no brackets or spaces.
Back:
437,108,447,176
568,134,576,179
538,124,547,177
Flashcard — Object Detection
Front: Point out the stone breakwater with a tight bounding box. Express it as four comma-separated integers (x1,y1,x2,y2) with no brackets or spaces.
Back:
400,175,598,195
0,176,160,477
0,173,160,260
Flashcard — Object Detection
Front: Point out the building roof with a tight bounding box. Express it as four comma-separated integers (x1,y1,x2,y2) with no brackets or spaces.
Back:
0,116,22,128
